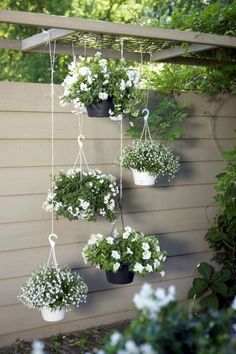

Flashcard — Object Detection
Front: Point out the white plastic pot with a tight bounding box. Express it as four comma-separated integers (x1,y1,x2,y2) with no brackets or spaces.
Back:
131,169,156,186
41,307,65,322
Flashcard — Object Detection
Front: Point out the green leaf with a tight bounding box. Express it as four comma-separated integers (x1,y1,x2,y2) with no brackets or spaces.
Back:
211,282,228,296
197,262,214,279
200,294,219,309
214,269,231,283
187,278,209,299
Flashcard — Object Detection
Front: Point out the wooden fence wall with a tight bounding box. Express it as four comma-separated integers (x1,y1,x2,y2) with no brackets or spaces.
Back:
0,82,235,346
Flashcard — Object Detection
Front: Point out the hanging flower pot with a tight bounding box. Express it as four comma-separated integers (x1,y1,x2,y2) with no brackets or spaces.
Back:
86,96,114,117
119,140,180,186
82,227,167,284
43,168,119,222
131,168,156,186
60,52,143,120
41,307,65,322
18,264,88,322
106,264,134,284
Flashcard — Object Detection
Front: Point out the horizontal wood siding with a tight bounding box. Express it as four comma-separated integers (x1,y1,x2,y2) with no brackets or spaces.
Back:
0,81,235,346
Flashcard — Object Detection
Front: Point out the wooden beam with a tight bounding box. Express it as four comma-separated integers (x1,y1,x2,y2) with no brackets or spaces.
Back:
1,10,236,49
22,28,74,50
162,56,235,66
0,38,21,50
151,43,216,61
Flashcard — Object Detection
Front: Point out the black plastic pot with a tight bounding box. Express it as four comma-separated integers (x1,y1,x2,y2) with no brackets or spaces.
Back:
106,264,134,284
86,97,114,117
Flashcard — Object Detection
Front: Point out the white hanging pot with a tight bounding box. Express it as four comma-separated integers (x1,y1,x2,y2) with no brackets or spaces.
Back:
131,168,156,186
41,306,65,322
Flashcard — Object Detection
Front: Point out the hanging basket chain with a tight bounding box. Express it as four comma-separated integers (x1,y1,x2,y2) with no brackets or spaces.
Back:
47,234,58,267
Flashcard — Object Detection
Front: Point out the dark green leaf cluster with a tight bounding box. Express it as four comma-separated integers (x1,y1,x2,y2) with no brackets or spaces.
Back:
188,262,231,309
126,97,188,141
204,146,236,298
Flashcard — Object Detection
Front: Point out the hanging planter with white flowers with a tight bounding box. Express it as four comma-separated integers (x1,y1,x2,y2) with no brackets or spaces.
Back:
18,235,88,322
118,109,181,186
60,52,143,120
82,226,167,284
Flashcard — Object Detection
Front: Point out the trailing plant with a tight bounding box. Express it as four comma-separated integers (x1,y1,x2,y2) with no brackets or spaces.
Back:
120,140,180,180
127,98,188,141
204,146,236,298
43,168,119,222
60,52,143,120
18,264,88,311
82,227,167,276
88,283,236,354
188,262,231,309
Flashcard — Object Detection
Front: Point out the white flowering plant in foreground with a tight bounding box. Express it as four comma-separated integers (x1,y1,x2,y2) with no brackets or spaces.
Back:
43,169,119,222
120,140,180,180
60,52,143,120
89,283,236,354
18,264,88,311
82,227,167,275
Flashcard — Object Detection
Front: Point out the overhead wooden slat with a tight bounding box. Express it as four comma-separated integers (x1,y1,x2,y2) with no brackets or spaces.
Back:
151,43,216,61
162,56,235,66
0,38,21,50
22,28,74,50
1,10,236,49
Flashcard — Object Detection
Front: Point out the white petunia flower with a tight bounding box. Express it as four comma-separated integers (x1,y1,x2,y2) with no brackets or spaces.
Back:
126,247,133,255
99,92,108,100
142,250,151,260
78,66,91,76
106,236,114,244
113,262,120,272
160,271,165,277
145,264,153,273
111,250,121,260
80,83,89,91
133,263,144,273
142,242,150,251
110,331,122,346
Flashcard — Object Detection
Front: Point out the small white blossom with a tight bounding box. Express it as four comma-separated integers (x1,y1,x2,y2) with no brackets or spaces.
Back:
113,262,120,272
112,250,121,260
106,236,114,244
99,92,108,100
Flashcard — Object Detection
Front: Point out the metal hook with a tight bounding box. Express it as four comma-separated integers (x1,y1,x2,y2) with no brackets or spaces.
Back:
48,233,58,247
142,108,150,121
77,134,85,149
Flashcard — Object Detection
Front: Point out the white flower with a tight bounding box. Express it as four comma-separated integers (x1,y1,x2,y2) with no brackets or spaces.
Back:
110,331,122,346
142,250,151,260
120,79,126,91
111,250,121,260
99,92,108,100
145,264,153,273
123,231,130,239
113,262,120,272
95,52,102,58
125,340,139,354
142,242,150,251
133,263,144,273
80,83,89,91
160,271,165,277
78,66,91,76
140,343,156,354
88,233,103,246
153,259,160,269
126,247,133,255
106,236,114,244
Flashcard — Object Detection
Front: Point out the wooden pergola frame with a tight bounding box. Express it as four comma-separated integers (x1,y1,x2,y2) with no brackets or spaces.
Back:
0,10,236,66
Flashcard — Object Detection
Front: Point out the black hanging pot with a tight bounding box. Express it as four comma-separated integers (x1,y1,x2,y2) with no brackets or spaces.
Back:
86,97,114,118
106,264,134,284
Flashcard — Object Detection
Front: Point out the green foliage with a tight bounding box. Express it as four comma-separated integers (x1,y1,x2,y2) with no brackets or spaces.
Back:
127,98,188,141
120,140,180,179
204,145,236,298
43,168,119,222
18,264,88,311
82,227,167,275
96,283,236,354
188,262,231,309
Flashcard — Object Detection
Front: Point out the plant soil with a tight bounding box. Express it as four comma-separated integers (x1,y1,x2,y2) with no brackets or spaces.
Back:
0,320,131,354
